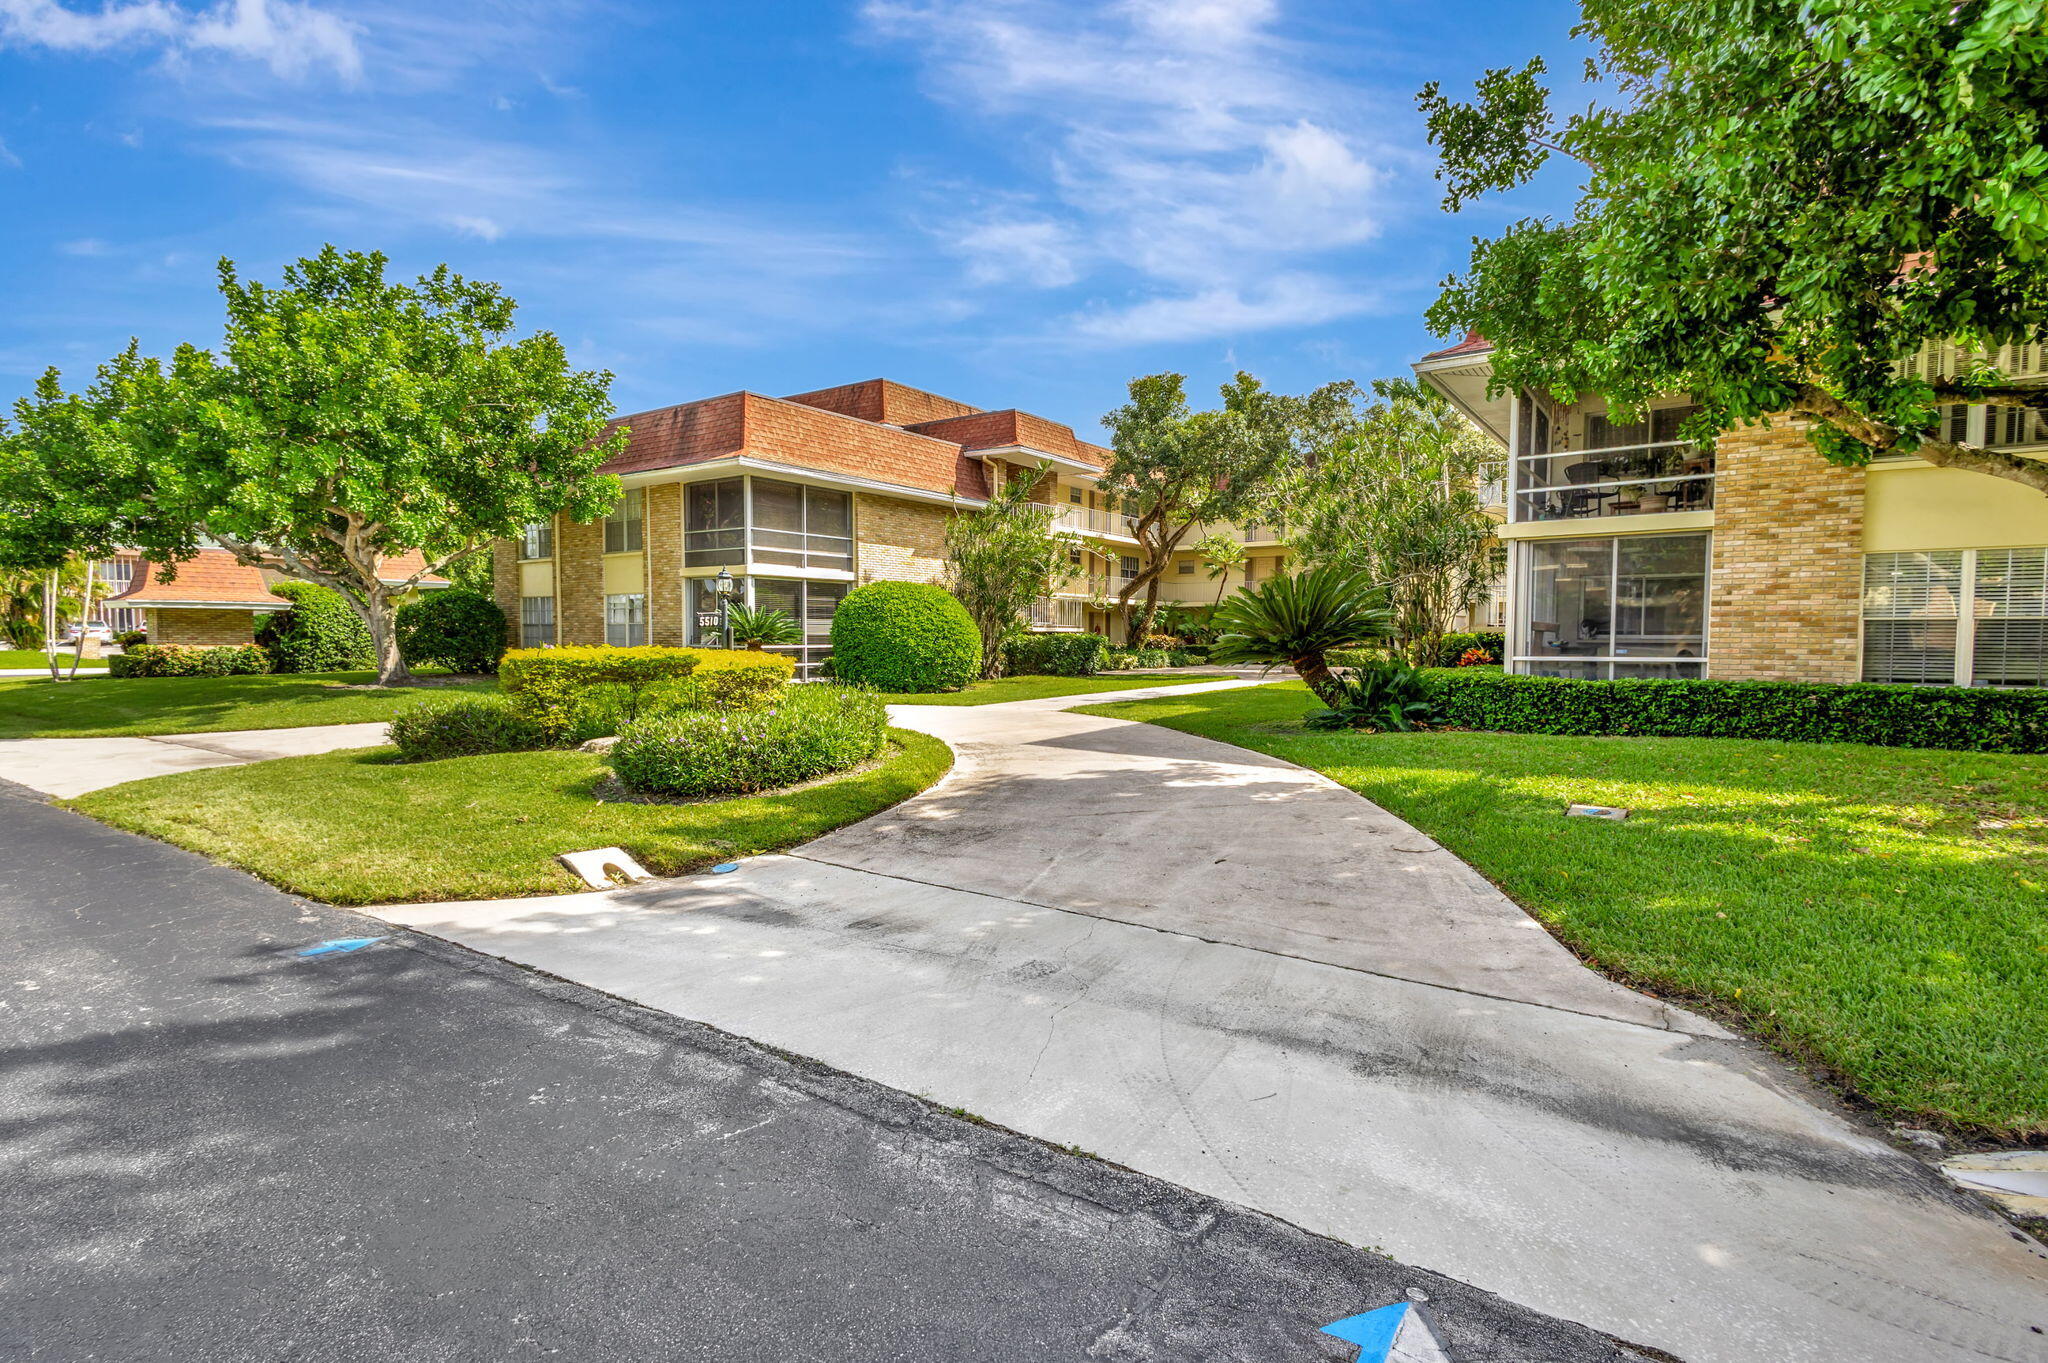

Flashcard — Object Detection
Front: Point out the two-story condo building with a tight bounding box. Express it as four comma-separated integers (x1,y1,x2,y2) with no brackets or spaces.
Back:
1414,336,2048,687
490,379,1293,671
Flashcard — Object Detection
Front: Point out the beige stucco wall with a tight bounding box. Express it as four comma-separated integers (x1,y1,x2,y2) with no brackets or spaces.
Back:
1863,461,2048,553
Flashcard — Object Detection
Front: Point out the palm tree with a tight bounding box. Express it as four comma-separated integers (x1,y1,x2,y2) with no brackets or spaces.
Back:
724,603,803,651
1195,531,1247,607
1207,564,1390,706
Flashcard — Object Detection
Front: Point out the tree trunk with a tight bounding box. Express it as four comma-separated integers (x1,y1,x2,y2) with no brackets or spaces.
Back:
67,559,95,681
364,588,411,686
42,570,60,681
1290,651,1345,708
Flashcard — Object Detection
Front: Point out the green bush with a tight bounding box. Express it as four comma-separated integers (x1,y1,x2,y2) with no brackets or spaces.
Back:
256,582,374,673
1306,657,1439,732
395,589,508,674
500,646,703,740
108,644,271,677
1004,632,1108,676
828,581,980,692
389,694,547,761
114,628,148,649
561,667,785,746
1166,649,1207,667
608,684,889,797
1422,670,2048,753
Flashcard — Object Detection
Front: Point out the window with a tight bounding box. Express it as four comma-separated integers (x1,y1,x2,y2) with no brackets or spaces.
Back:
1177,559,1196,575
749,479,854,571
1118,555,1140,582
604,488,644,553
519,522,554,559
605,592,646,646
686,478,745,566
695,577,844,676
1863,548,2048,686
1521,533,1707,679
520,596,556,647
1068,486,1083,505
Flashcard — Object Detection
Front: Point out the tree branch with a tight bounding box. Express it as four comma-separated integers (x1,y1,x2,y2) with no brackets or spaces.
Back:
1793,383,2048,495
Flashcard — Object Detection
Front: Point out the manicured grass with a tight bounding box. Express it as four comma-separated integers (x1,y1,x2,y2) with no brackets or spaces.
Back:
874,672,1235,705
0,670,490,739
1082,681,2048,1139
72,727,952,905
0,649,105,669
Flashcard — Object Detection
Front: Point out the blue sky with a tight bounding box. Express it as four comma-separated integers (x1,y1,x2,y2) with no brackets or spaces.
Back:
0,0,1584,437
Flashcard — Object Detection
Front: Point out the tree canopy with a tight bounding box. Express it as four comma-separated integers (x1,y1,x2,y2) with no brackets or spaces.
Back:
944,463,1075,677
1419,0,2048,491
1286,378,1501,662
1098,371,1356,641
1,248,624,682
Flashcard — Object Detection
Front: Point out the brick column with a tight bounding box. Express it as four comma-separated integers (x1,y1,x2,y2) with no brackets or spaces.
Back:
556,513,606,645
1708,419,1866,682
644,482,685,647
491,541,520,645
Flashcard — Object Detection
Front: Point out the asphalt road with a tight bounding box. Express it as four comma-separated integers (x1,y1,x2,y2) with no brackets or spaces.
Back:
0,780,1646,1363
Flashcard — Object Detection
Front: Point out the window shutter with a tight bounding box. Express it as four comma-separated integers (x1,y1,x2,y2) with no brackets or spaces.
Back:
1972,548,2048,686
1861,551,1962,683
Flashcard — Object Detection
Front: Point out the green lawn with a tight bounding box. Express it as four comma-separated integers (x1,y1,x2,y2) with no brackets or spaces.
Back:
72,727,952,905
875,672,1235,705
1082,681,2048,1140
0,649,105,669
0,670,490,739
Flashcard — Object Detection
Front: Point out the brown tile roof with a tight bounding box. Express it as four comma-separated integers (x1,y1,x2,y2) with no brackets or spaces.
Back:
1418,332,1492,362
114,548,447,609
905,409,1109,470
782,379,982,427
114,550,284,609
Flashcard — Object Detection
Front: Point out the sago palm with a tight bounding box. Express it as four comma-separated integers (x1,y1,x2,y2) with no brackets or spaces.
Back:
1208,564,1390,706
725,603,804,651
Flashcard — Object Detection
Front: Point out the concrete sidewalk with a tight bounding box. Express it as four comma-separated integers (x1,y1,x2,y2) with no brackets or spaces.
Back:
0,721,391,798
366,689,2048,1363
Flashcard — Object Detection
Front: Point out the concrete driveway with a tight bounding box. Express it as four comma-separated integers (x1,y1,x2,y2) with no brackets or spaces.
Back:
0,722,392,798
366,685,2048,1363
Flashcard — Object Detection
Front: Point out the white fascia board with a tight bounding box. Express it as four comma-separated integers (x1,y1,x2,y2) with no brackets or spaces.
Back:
616,457,988,509
1413,361,1510,446
964,445,1106,477
136,601,289,612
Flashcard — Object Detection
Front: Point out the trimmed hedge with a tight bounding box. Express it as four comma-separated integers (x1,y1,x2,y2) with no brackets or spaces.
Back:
608,683,889,797
1004,632,1108,676
256,582,374,673
388,694,547,761
395,588,507,674
1423,670,2048,753
500,645,792,739
828,582,981,692
109,644,271,677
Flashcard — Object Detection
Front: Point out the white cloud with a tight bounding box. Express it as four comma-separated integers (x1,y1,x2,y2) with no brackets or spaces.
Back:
0,135,20,168
1067,273,1379,346
0,0,359,78
865,0,1399,342
59,237,111,255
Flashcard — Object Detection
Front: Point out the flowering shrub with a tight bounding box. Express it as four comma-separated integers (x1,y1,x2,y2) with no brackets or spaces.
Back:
1457,647,1497,667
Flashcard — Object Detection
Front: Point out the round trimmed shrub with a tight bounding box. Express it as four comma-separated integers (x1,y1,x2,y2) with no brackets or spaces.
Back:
395,588,508,674
608,684,888,797
827,581,980,692
256,582,373,673
388,694,547,761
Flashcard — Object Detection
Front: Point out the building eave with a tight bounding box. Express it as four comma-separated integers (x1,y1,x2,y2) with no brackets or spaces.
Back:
615,456,989,509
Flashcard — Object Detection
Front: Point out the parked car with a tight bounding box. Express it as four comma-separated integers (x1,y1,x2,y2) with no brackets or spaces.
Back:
59,621,116,645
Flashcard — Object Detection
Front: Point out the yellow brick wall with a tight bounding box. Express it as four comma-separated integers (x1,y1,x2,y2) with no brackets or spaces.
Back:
491,541,523,643
645,482,686,647
150,609,258,646
1709,420,1866,683
855,493,950,586
555,512,606,646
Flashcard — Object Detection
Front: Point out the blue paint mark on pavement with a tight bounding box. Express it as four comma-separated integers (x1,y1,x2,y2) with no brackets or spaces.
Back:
711,863,741,873
297,936,386,957
1320,1300,1452,1362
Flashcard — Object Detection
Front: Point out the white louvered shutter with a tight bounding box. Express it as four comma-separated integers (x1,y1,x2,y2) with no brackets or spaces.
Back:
1862,551,1963,684
1972,548,2048,687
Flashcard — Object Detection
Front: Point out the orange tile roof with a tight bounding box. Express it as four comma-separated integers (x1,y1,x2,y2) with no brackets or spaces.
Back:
905,409,1109,470
1418,332,1492,362
782,379,982,427
114,550,284,609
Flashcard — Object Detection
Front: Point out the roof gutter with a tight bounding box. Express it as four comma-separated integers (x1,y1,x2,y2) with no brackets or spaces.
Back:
616,456,990,509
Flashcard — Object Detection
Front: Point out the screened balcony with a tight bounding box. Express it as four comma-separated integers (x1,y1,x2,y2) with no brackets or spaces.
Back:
685,476,854,571
1512,439,1715,522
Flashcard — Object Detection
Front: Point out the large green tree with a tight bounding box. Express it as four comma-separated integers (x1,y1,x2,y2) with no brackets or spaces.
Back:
1098,372,1356,643
1287,378,1501,663
1419,0,2048,490
9,248,625,683
944,463,1075,677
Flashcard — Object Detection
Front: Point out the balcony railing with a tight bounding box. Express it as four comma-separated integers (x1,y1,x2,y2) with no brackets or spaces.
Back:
1034,503,1138,540
1027,597,1091,631
1512,439,1714,523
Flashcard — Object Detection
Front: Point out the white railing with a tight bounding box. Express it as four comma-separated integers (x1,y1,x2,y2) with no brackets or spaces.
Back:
1512,439,1714,522
1027,597,1091,631
1034,503,1138,540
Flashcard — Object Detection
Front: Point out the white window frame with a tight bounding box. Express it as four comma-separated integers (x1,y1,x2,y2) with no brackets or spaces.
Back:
1863,547,2048,687
520,595,556,647
604,488,645,554
519,522,554,560
604,592,646,646
1510,532,1711,679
